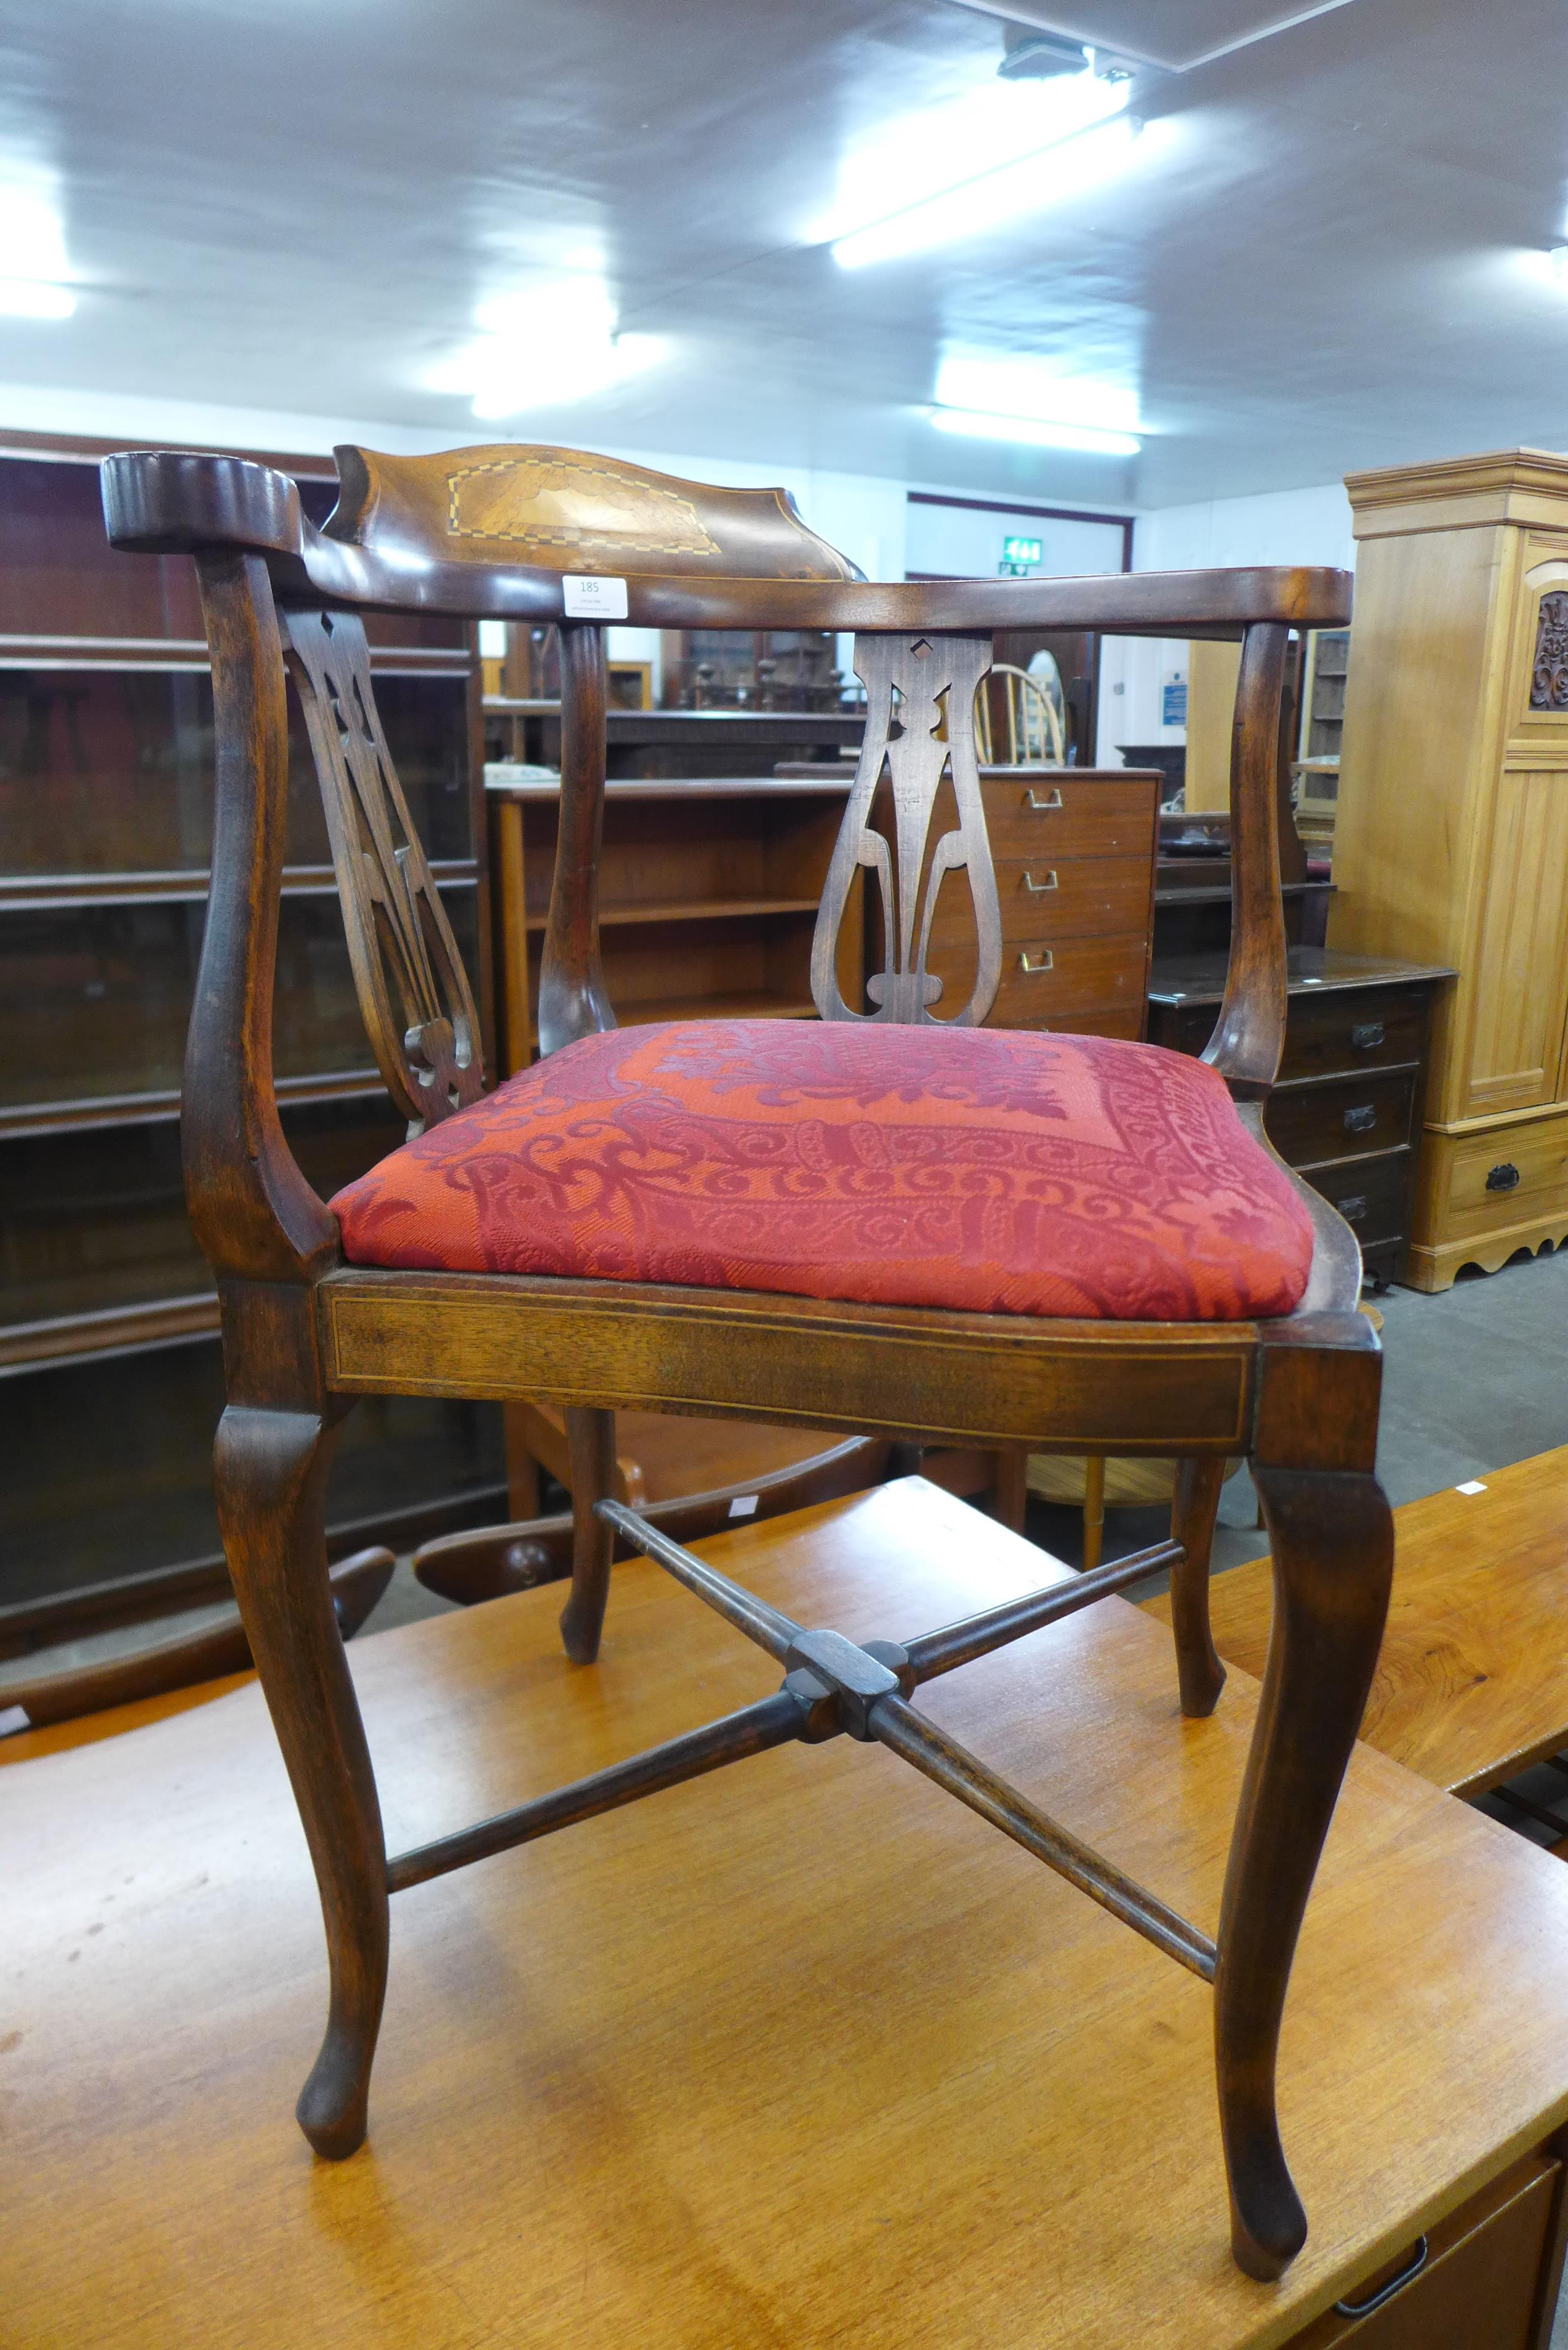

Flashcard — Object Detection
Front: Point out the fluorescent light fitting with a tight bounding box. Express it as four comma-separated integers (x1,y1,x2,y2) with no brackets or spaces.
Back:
1550,245,1568,279
0,275,74,319
930,405,1140,456
832,109,1135,268
817,59,1123,243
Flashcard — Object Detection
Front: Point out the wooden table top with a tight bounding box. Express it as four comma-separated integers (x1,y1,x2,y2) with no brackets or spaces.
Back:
11,1477,1568,2349
1148,1444,1568,1797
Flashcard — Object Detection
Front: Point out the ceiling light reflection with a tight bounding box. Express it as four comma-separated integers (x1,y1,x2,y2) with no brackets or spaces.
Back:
0,276,74,319
929,407,1141,456
0,178,75,319
426,275,665,419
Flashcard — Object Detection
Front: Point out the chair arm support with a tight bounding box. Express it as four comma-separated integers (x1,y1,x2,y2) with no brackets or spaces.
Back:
538,620,617,1057
185,551,339,1283
1201,620,1290,1099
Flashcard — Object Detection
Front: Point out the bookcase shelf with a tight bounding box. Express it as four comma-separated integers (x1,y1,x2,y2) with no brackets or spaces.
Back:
0,436,503,1644
488,771,863,1077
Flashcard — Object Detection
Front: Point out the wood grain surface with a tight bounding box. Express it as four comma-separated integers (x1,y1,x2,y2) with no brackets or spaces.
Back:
8,1476,1568,2349
1148,1443,1568,1797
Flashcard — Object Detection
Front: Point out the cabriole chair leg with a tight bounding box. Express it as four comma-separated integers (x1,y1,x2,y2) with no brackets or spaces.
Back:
213,1402,388,2160
559,1404,617,1664
1214,1463,1394,2279
1169,1457,1228,1718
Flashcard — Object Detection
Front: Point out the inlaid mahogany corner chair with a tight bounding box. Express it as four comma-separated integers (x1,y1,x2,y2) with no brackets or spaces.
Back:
101,441,1388,2282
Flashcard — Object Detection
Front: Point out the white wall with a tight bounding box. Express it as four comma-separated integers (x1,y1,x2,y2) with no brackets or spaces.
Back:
1097,479,1355,762
904,499,1125,580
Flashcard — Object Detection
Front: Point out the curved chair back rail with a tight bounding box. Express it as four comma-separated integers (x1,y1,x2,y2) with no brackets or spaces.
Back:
100,442,1384,2285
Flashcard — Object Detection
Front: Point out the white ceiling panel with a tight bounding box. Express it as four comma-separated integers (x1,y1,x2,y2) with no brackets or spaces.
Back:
0,0,1558,515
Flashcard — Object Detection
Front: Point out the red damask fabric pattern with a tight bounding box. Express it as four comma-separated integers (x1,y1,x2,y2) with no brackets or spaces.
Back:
330,1019,1315,1321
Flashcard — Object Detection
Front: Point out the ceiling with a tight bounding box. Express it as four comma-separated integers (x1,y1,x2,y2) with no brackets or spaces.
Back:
1,0,1567,509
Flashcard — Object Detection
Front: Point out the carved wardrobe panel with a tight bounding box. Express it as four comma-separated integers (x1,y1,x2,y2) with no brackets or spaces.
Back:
811,633,1001,1026
281,608,484,1134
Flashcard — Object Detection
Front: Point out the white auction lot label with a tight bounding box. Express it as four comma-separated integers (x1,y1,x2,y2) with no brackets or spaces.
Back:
561,574,630,619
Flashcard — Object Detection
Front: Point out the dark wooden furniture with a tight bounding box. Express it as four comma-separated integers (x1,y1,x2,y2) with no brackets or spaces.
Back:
0,432,503,1652
0,1543,391,1733
1148,948,1455,1288
8,1477,1568,2344
658,625,849,709
102,436,1381,2279
1155,860,1333,957
487,701,864,777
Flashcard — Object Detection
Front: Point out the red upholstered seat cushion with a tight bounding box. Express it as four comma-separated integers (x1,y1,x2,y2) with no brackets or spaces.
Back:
330,1020,1315,1322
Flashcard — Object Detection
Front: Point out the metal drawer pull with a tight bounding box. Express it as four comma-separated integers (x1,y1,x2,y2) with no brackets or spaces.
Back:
1339,1196,1368,1224
1022,869,1058,892
1343,1105,1377,1135
1025,787,1063,811
1332,2234,1428,2319
1350,1020,1386,1051
1487,1162,1521,1192
1017,950,1054,975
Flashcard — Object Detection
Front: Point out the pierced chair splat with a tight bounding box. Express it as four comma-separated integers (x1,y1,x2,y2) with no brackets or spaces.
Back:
101,438,1384,2283
811,630,1001,1027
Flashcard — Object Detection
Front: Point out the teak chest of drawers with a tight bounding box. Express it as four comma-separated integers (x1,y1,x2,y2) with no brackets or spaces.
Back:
1147,947,1454,1288
775,762,1162,1039
961,767,1159,1037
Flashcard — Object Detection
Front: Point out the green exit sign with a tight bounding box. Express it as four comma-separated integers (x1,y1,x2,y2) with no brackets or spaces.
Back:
1001,535,1042,567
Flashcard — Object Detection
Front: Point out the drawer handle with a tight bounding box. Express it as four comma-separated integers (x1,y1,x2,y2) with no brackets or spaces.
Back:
1343,1105,1377,1135
1025,787,1063,811
1338,1195,1368,1224
1333,2234,1428,2320
1022,869,1058,892
1350,1020,1386,1051
1017,950,1055,975
1487,1162,1521,1192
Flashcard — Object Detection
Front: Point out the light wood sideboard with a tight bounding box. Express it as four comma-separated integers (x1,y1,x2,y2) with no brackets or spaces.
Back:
1332,447,1568,1288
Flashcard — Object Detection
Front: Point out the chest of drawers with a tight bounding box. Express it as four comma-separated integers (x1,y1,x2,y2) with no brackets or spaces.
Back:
1147,947,1455,1288
926,767,1161,1039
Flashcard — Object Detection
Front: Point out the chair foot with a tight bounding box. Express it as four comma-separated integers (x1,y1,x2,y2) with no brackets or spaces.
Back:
1169,1459,1227,1718
1215,1464,1393,2279
1228,2155,1308,2282
213,1403,389,2158
297,2029,373,2160
559,1405,617,1663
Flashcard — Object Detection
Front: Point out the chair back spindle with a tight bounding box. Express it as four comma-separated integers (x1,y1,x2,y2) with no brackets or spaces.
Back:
282,606,484,1135
812,632,1002,1026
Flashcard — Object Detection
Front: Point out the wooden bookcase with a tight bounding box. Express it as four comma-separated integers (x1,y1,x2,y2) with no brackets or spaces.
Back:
489,776,864,1071
0,433,504,1642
